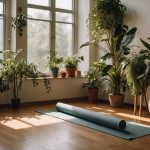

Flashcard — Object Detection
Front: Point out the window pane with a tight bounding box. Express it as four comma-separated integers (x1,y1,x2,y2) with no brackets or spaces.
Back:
56,23,73,57
0,18,3,51
28,20,50,73
56,12,73,23
28,8,50,20
0,2,3,14
56,0,72,10
27,0,50,6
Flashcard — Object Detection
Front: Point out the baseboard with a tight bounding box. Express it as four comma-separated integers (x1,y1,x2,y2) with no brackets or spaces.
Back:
0,97,88,108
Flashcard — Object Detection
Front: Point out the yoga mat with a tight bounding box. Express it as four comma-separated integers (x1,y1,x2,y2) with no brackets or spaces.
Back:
36,104,150,140
56,102,126,130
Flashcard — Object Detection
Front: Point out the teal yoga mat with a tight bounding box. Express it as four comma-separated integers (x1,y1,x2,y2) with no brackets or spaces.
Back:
36,103,150,140
56,102,126,130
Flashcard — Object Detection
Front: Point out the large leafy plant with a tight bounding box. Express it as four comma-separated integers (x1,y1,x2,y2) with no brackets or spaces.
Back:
0,49,51,99
125,38,150,97
88,0,126,40
81,24,137,95
101,63,127,94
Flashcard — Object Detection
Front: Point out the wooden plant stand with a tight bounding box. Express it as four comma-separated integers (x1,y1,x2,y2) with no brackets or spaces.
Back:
134,94,149,116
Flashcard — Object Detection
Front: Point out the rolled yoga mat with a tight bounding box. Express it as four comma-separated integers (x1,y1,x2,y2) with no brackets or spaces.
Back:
56,102,126,131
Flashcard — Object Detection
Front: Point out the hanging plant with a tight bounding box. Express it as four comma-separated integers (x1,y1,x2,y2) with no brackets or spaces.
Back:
12,7,27,36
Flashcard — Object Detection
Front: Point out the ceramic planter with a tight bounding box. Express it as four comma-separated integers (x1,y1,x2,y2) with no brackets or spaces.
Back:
50,67,59,78
65,66,76,77
109,94,125,107
88,88,99,103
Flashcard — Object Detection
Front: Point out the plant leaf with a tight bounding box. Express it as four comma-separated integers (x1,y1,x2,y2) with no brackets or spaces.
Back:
140,38,150,50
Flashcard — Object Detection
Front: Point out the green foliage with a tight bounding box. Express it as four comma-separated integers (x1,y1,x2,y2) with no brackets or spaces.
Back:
47,51,63,68
88,0,126,39
101,63,127,94
0,49,51,99
12,7,27,36
63,54,84,67
82,61,105,88
125,38,150,96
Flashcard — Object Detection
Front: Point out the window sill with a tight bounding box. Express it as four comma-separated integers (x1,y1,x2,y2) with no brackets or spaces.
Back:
28,76,86,80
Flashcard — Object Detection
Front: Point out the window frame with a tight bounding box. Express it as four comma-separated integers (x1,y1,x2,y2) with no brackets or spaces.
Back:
0,0,5,51
27,0,76,72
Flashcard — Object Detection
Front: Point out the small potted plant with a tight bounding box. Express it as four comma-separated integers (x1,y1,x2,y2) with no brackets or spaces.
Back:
48,51,63,78
82,62,103,102
0,49,51,108
101,63,127,107
63,54,84,77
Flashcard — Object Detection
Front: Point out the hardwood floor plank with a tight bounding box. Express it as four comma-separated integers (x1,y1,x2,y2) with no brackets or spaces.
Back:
0,100,150,150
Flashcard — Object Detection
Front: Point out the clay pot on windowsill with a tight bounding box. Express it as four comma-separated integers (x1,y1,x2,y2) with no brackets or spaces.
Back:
65,66,76,77
75,70,81,78
60,71,66,78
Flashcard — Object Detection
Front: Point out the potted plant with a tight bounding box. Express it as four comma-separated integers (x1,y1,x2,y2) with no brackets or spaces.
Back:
100,62,127,107
0,49,51,108
125,38,150,115
48,51,63,78
81,24,137,107
82,62,104,102
63,54,84,77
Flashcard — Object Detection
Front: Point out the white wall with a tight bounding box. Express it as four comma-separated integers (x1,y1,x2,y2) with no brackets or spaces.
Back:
0,78,87,104
78,0,97,73
78,0,90,73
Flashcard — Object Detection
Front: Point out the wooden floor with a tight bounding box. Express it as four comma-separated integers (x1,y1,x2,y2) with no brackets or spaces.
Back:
0,100,150,150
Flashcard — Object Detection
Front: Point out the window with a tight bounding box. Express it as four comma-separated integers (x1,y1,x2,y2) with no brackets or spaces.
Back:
27,0,51,72
27,0,75,72
0,0,4,53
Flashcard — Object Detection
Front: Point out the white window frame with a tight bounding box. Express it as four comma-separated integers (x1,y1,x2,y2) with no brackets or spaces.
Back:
27,0,76,57
0,0,5,51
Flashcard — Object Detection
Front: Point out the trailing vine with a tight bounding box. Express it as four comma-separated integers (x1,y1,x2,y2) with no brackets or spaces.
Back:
12,7,27,36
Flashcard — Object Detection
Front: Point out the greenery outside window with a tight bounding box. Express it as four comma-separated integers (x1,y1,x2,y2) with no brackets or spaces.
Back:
27,0,75,73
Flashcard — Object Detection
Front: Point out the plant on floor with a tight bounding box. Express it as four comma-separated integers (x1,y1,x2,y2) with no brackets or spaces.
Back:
63,54,84,77
80,0,137,107
48,51,63,78
0,49,51,108
82,61,105,103
125,38,150,113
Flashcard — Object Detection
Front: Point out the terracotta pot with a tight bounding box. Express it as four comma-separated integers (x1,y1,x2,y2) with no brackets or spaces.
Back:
75,70,81,77
60,72,66,78
88,88,99,103
66,67,76,77
109,94,125,107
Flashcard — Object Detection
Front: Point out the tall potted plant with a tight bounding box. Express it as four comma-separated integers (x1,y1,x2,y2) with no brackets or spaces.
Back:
63,55,84,77
81,24,137,107
48,51,63,78
0,49,51,108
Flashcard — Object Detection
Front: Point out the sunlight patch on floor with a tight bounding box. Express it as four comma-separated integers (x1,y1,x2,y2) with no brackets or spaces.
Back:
115,113,150,123
0,115,64,130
